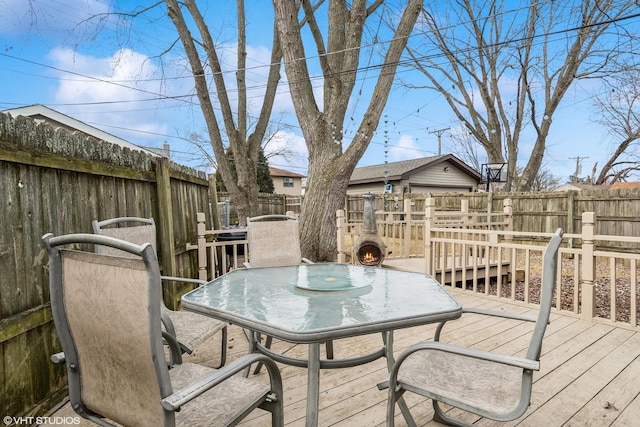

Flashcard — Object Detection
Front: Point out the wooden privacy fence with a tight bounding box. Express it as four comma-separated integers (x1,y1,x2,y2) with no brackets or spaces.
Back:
0,113,215,418
337,198,640,330
343,189,640,251
337,198,513,262
188,212,249,279
216,192,302,225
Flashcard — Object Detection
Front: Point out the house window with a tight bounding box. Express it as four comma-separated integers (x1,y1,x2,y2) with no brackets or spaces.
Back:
283,177,294,187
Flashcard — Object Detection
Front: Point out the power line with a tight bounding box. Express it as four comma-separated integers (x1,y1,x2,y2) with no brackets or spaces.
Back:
2,2,638,170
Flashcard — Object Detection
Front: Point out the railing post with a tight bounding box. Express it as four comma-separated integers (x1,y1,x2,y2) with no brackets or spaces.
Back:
581,212,596,320
503,198,513,263
404,198,412,256
461,199,469,221
424,198,435,274
503,198,513,232
196,212,209,281
337,209,346,263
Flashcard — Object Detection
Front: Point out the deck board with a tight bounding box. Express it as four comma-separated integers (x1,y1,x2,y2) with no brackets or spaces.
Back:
46,289,640,426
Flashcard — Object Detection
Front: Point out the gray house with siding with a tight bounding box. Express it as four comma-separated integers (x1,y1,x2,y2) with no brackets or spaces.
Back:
348,154,480,194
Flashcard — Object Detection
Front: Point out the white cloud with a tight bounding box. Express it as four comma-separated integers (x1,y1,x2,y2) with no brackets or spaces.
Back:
47,47,180,142
389,134,421,161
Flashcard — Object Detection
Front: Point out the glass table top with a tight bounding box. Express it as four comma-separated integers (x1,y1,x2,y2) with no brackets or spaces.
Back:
181,263,461,342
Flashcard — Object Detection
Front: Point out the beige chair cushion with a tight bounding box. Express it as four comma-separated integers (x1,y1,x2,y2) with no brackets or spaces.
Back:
95,224,157,258
61,250,165,426
247,219,301,267
161,306,226,351
170,363,271,426
398,349,524,416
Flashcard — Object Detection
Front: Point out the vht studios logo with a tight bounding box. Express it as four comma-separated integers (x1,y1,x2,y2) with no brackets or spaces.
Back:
3,416,81,426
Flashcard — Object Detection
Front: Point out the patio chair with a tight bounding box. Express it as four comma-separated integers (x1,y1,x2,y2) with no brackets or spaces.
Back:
243,214,314,268
381,228,563,427
243,214,333,372
92,216,227,368
42,232,284,427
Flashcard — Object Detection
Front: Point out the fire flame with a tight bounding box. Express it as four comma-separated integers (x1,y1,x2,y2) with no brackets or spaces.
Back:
361,252,378,263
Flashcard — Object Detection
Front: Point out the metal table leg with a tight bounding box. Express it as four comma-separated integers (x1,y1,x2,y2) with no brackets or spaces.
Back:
306,342,321,427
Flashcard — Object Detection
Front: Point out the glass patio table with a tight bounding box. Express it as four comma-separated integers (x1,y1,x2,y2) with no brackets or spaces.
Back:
181,262,462,426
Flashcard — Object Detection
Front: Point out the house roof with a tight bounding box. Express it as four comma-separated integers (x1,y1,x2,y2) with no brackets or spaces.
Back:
554,182,612,191
350,154,480,184
2,104,159,157
609,182,640,190
269,166,305,178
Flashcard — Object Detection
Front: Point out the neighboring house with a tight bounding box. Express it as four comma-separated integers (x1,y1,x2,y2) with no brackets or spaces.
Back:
2,104,166,157
269,166,306,196
553,182,612,191
348,154,480,194
609,182,640,190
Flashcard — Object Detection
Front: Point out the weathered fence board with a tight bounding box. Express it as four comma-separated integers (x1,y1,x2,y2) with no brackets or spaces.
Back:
0,113,212,417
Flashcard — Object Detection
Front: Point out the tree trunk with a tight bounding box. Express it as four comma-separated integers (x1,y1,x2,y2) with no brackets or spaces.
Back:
275,0,422,261
166,0,282,225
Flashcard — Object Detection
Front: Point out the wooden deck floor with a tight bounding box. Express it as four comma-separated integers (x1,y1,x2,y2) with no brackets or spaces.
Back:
48,289,640,426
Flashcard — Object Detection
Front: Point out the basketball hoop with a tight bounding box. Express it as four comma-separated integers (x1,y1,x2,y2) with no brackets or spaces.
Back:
482,163,507,192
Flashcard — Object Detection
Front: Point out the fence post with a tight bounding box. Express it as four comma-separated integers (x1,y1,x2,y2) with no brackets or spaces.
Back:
155,156,178,309
209,174,221,231
424,198,435,274
337,209,346,263
195,212,209,281
581,212,596,320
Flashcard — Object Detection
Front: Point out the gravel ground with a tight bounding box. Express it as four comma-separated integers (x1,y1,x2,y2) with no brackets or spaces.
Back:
471,251,639,324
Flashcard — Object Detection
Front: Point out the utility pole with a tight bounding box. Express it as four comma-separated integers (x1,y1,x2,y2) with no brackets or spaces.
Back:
429,127,450,155
569,156,589,182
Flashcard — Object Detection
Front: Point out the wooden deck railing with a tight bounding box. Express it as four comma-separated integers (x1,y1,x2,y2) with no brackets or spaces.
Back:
186,212,248,280
337,198,640,330
186,201,639,330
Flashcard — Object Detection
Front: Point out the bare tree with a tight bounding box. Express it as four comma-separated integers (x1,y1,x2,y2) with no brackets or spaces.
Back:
274,0,423,261
448,128,483,171
405,0,638,191
511,166,562,192
593,69,640,184
164,0,283,223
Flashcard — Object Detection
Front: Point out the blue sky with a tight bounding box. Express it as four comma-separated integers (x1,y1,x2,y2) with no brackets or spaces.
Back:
0,0,630,184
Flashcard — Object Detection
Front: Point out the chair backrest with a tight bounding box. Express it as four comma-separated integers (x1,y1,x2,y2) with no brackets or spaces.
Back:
43,233,174,427
246,214,303,267
527,228,563,361
92,217,157,259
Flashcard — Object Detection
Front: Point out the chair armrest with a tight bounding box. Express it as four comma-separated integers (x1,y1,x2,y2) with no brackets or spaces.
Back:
403,341,540,371
161,275,207,287
161,353,283,411
51,352,66,364
162,330,183,366
160,312,192,355
435,307,539,341
302,258,314,264
462,307,538,323
161,311,177,338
